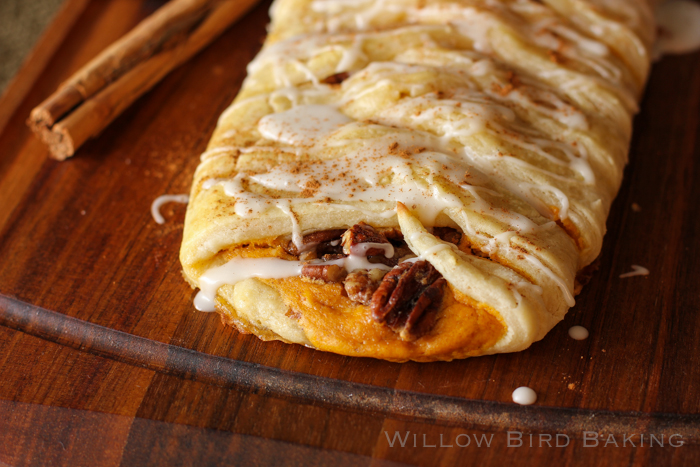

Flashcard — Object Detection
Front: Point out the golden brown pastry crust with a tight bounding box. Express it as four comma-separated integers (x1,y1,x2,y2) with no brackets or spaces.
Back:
180,0,656,361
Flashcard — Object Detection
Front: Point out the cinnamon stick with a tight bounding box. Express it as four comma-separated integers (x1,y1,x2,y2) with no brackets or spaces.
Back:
28,0,260,160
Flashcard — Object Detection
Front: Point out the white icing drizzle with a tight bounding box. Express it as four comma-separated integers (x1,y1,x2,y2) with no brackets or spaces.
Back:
327,254,393,273
421,242,457,258
215,125,481,245
241,20,603,223
258,104,352,146
619,265,650,279
512,386,537,405
305,0,633,99
404,232,461,263
311,0,403,32
275,200,306,252
568,325,589,340
350,242,394,258
195,258,305,312
151,194,189,224
523,253,575,307
189,0,639,312
194,242,395,311
654,0,700,57
201,105,575,307
370,81,592,219
194,290,217,312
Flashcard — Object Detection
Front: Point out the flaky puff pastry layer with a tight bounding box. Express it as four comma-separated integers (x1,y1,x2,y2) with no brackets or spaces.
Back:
181,0,656,361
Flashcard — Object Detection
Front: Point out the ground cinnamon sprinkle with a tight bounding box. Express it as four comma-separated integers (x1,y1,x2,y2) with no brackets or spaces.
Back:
301,178,321,198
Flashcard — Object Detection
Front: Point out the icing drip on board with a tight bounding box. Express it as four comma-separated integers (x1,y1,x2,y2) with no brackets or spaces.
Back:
512,386,537,405
619,265,649,279
568,326,589,340
151,194,189,224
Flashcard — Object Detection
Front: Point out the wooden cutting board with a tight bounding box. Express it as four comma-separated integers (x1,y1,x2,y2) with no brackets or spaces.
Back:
1,0,699,465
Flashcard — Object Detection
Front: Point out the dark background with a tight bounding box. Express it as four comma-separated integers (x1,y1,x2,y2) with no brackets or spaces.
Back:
0,0,64,92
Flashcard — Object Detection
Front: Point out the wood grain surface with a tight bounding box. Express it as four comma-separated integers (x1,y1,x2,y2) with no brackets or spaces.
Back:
0,0,699,465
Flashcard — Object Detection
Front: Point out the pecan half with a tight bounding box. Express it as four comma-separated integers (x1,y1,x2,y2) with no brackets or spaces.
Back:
321,71,350,85
301,264,347,283
377,227,403,241
304,229,346,245
283,229,346,256
344,269,387,305
320,253,346,261
370,261,445,340
341,222,393,257
317,241,344,259
433,227,462,245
